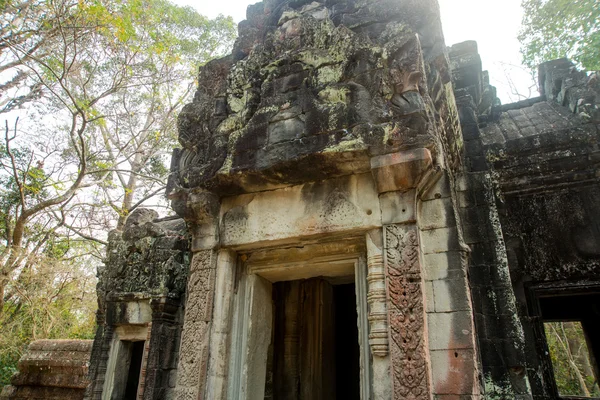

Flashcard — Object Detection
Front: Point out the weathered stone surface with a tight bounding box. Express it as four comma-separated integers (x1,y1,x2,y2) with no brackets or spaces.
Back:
453,36,600,399
0,340,92,400
219,173,381,248
99,215,190,297
167,0,458,206
174,250,218,400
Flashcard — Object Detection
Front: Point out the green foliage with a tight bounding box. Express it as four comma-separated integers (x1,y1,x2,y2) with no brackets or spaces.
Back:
545,321,600,396
0,247,97,389
0,0,236,392
0,354,18,388
519,0,600,70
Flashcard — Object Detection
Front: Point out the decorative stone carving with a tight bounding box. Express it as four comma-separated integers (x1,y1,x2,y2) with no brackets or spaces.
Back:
366,231,389,357
175,250,218,400
384,224,430,399
99,215,189,296
167,0,453,196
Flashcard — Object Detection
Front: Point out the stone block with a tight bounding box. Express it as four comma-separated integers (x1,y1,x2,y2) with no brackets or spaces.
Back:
379,189,416,224
431,349,477,395
1,340,92,400
427,311,475,350
425,281,435,313
419,197,456,231
433,277,471,312
462,223,489,244
467,265,490,287
220,173,381,247
370,148,433,193
421,227,462,254
423,252,465,281
421,173,452,201
267,117,306,145
456,174,469,192
484,314,526,342
469,243,498,265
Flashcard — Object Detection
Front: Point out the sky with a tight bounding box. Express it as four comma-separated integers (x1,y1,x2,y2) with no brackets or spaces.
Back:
176,0,535,103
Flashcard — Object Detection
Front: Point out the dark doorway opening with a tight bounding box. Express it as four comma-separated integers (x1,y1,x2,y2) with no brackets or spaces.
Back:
334,284,360,400
269,279,360,400
124,340,145,400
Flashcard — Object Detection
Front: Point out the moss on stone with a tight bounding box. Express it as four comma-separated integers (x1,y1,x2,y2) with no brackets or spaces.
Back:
318,87,349,105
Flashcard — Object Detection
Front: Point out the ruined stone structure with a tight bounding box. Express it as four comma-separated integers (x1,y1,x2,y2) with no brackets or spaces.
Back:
30,0,597,399
0,340,92,400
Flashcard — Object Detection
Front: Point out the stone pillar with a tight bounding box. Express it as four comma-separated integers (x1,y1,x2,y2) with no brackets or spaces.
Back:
385,222,430,399
84,324,114,400
419,173,481,398
366,230,393,399
366,230,389,357
142,297,181,400
205,250,237,400
174,189,220,400
371,148,433,400
175,250,218,400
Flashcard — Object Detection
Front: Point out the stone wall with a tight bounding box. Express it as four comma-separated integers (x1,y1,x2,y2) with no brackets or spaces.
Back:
452,40,600,399
0,340,92,400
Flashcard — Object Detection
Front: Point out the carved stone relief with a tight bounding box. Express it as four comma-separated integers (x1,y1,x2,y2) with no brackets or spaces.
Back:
366,231,389,357
175,250,217,400
385,224,430,399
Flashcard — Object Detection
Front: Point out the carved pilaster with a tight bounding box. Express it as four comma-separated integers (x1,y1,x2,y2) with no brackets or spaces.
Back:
144,297,181,400
175,250,218,400
385,224,430,400
86,325,114,400
366,230,389,357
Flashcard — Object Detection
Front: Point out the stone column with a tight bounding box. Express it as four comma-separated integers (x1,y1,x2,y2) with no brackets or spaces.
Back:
371,148,433,400
84,324,114,400
142,297,181,400
174,190,220,400
366,229,393,399
366,230,389,357
205,249,237,400
174,250,218,400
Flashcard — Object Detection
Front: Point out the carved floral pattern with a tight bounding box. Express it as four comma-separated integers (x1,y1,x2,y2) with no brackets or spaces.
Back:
385,224,430,399
175,250,217,400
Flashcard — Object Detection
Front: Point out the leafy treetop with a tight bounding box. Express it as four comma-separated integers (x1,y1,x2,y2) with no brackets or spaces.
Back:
519,0,600,71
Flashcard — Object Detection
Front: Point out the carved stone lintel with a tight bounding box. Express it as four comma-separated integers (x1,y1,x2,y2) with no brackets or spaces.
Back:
385,224,431,400
366,230,389,357
175,250,218,400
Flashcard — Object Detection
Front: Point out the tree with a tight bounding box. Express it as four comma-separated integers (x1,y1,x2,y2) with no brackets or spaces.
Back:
0,0,236,388
0,245,97,387
0,0,235,313
545,321,600,397
519,0,600,71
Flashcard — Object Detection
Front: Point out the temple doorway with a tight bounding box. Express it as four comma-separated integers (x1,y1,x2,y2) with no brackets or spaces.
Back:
268,278,360,400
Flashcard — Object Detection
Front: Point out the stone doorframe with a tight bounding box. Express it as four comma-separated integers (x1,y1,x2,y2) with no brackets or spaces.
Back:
102,300,152,400
174,148,481,400
227,239,371,400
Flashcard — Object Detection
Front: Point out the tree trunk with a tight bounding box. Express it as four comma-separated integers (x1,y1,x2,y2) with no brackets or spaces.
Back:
116,163,140,230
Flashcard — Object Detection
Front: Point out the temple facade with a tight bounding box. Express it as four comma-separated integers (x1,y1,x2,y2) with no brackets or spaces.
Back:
14,0,598,399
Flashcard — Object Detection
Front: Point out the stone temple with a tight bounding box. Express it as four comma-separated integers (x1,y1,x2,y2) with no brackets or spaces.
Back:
2,0,600,399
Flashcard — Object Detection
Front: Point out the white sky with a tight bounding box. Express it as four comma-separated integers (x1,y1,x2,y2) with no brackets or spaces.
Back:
177,0,536,103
